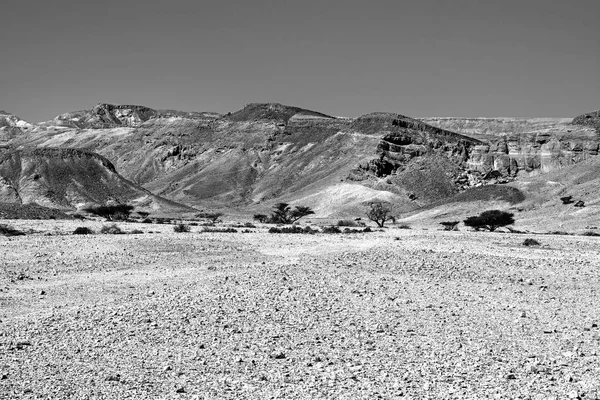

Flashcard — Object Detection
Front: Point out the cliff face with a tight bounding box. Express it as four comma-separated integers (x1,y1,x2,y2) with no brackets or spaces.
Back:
423,117,600,178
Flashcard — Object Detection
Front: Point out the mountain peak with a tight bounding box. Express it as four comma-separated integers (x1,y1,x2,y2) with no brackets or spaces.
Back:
226,103,335,122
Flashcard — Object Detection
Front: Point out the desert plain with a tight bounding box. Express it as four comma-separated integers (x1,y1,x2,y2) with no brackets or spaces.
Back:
1,220,599,399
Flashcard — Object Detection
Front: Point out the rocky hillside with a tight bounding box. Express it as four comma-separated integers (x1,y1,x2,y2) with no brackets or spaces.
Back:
423,117,600,178
0,148,191,213
4,102,600,220
573,109,600,132
0,111,34,142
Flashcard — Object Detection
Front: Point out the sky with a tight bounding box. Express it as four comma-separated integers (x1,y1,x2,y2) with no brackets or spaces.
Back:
0,0,598,122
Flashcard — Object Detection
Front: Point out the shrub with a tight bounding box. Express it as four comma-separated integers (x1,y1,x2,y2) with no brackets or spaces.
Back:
363,227,372,233
83,204,134,221
440,221,460,231
464,210,515,232
582,231,600,237
73,227,94,235
173,223,191,233
0,224,25,236
253,214,268,223
201,227,237,233
268,226,317,234
366,202,395,227
337,220,359,227
269,203,315,224
137,211,150,219
560,196,574,205
322,226,342,234
195,212,223,222
244,222,256,228
574,200,585,208
100,224,124,234
130,229,144,234
397,224,411,229
141,218,153,224
522,238,541,246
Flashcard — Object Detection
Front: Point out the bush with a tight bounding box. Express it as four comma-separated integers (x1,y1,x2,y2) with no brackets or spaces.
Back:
322,226,342,234
244,222,256,228
141,218,153,224
397,224,411,229
195,212,223,222
201,227,237,233
173,223,191,233
522,238,541,246
253,214,268,223
83,204,134,221
100,224,124,234
337,220,359,227
130,229,144,234
440,221,460,231
0,224,25,236
560,196,574,205
73,227,94,235
268,226,317,234
464,210,515,232
582,231,600,237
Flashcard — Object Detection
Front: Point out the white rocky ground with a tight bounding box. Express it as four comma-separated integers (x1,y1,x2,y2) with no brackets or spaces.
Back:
1,220,599,399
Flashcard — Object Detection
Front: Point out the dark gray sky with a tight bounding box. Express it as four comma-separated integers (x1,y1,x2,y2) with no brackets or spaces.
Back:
1,0,598,122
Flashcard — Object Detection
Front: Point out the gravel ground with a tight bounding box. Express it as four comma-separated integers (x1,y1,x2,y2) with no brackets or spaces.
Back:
1,221,600,399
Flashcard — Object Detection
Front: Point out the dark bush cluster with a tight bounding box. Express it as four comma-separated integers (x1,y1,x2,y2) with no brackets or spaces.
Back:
268,226,317,234
522,238,541,246
83,204,134,221
100,224,124,234
201,227,237,233
0,224,25,236
582,231,600,237
173,223,191,233
440,221,460,231
195,212,223,222
337,220,360,227
73,227,94,235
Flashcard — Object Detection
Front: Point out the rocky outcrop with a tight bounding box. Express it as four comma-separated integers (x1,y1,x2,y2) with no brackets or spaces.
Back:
424,117,600,178
573,109,600,132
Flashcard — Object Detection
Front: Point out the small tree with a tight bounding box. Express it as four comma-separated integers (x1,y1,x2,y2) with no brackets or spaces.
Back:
440,221,460,231
83,204,134,221
560,196,574,205
269,203,314,224
463,210,514,232
253,214,268,223
366,202,395,227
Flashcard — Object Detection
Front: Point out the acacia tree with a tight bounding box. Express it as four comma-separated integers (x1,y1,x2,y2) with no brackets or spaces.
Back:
270,203,314,224
366,202,395,227
463,210,514,232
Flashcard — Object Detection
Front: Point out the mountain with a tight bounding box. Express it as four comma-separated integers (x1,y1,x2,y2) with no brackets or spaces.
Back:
7,103,488,215
0,147,192,213
0,111,34,142
3,102,600,225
